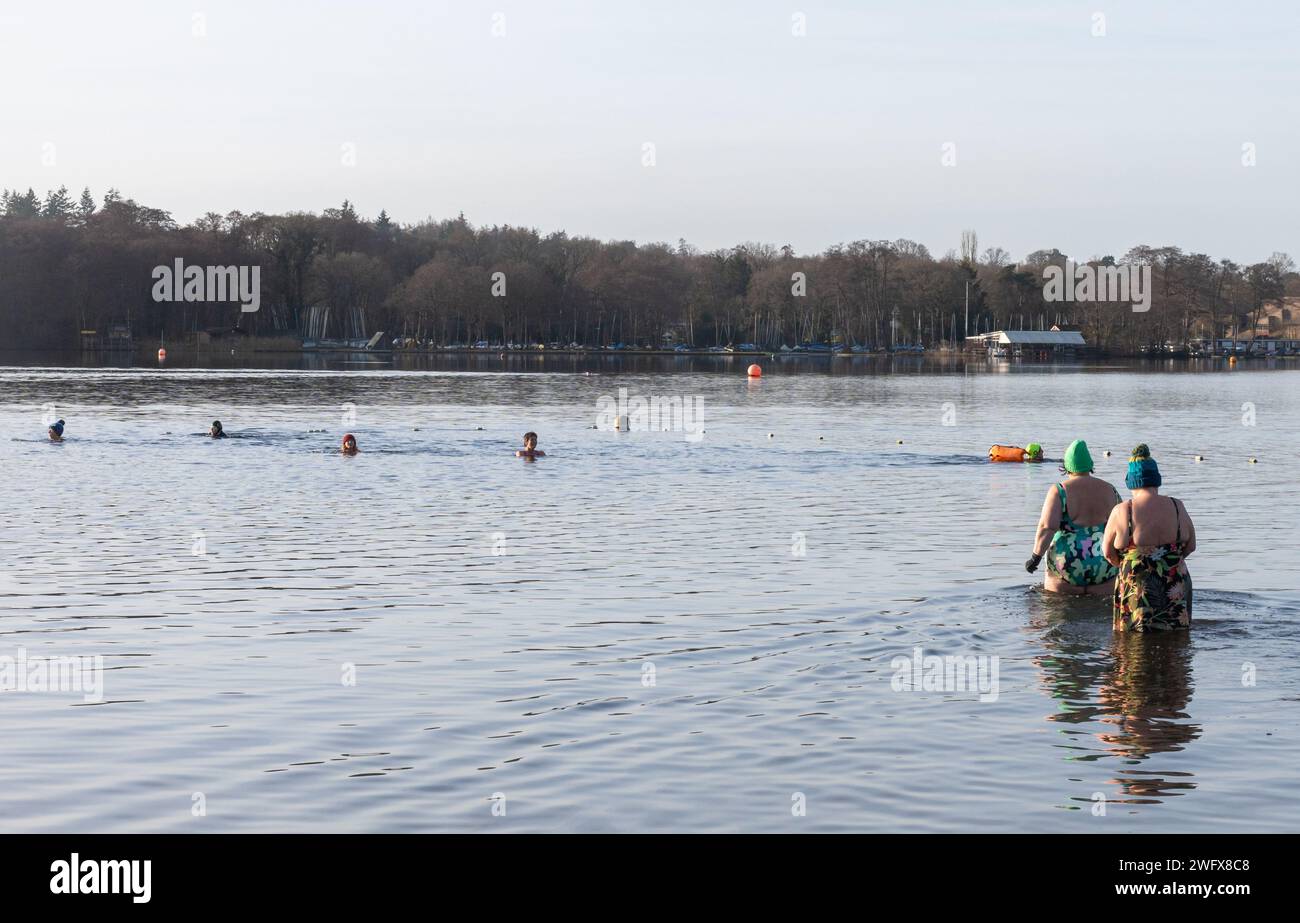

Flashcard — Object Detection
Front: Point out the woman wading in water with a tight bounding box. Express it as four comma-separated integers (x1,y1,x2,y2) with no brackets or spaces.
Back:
1025,439,1121,596
1102,444,1195,631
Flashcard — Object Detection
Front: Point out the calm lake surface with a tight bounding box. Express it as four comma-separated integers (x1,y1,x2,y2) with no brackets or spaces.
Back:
2,355,1297,832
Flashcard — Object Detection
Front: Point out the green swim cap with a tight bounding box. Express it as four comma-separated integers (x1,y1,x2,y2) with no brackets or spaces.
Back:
1025,442,1043,460
1063,439,1093,473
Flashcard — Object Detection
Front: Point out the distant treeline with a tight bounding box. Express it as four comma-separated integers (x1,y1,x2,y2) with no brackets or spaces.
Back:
1,186,1295,352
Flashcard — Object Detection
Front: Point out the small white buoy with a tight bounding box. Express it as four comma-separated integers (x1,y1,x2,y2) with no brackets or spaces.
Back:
1103,450,1112,457
897,439,903,445
768,432,775,439
1194,455,1204,462
1249,457,1258,464
818,436,824,440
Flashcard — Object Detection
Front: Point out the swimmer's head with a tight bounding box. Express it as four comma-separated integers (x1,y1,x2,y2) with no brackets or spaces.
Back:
341,433,357,453
1126,443,1161,489
210,420,223,437
1025,442,1043,461
523,431,538,450
1063,439,1093,474
48,419,64,440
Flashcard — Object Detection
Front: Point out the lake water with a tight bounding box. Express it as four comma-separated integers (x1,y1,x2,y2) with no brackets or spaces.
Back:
2,356,1297,832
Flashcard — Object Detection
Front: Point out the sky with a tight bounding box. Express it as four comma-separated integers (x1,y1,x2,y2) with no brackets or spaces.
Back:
1,0,1297,264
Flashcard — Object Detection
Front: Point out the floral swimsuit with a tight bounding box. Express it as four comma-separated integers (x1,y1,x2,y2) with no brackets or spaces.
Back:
1113,498,1192,632
1046,483,1119,587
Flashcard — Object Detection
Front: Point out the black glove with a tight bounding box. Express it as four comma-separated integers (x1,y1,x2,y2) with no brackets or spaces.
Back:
1025,552,1043,574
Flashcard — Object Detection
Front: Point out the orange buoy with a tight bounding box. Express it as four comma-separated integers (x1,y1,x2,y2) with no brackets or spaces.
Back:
988,444,1026,462
747,364,762,378
157,347,167,363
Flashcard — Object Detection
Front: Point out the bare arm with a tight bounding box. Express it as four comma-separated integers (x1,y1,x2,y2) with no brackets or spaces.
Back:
1102,504,1126,567
1033,486,1060,556
1177,499,1196,556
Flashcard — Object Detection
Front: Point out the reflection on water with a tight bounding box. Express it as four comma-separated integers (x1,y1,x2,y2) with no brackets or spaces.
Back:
1027,592,1201,807
0,364,1297,832
1099,633,1199,802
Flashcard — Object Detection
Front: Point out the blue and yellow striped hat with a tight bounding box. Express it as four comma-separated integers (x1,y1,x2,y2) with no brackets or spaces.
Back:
1125,443,1161,489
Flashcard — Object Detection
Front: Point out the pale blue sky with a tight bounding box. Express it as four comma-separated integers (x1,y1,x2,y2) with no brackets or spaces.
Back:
1,0,1296,263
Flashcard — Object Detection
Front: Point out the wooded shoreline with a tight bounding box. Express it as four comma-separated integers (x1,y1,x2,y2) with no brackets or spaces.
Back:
2,188,1295,355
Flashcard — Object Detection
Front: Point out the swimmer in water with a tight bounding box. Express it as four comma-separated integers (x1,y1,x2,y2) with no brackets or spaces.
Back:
48,419,65,442
1025,440,1121,596
209,420,228,438
516,431,545,459
341,433,358,455
1103,444,1196,632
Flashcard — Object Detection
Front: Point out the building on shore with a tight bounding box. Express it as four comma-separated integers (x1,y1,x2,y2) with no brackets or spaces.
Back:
1253,297,1300,340
1210,337,1300,355
965,328,1087,359
79,323,133,352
